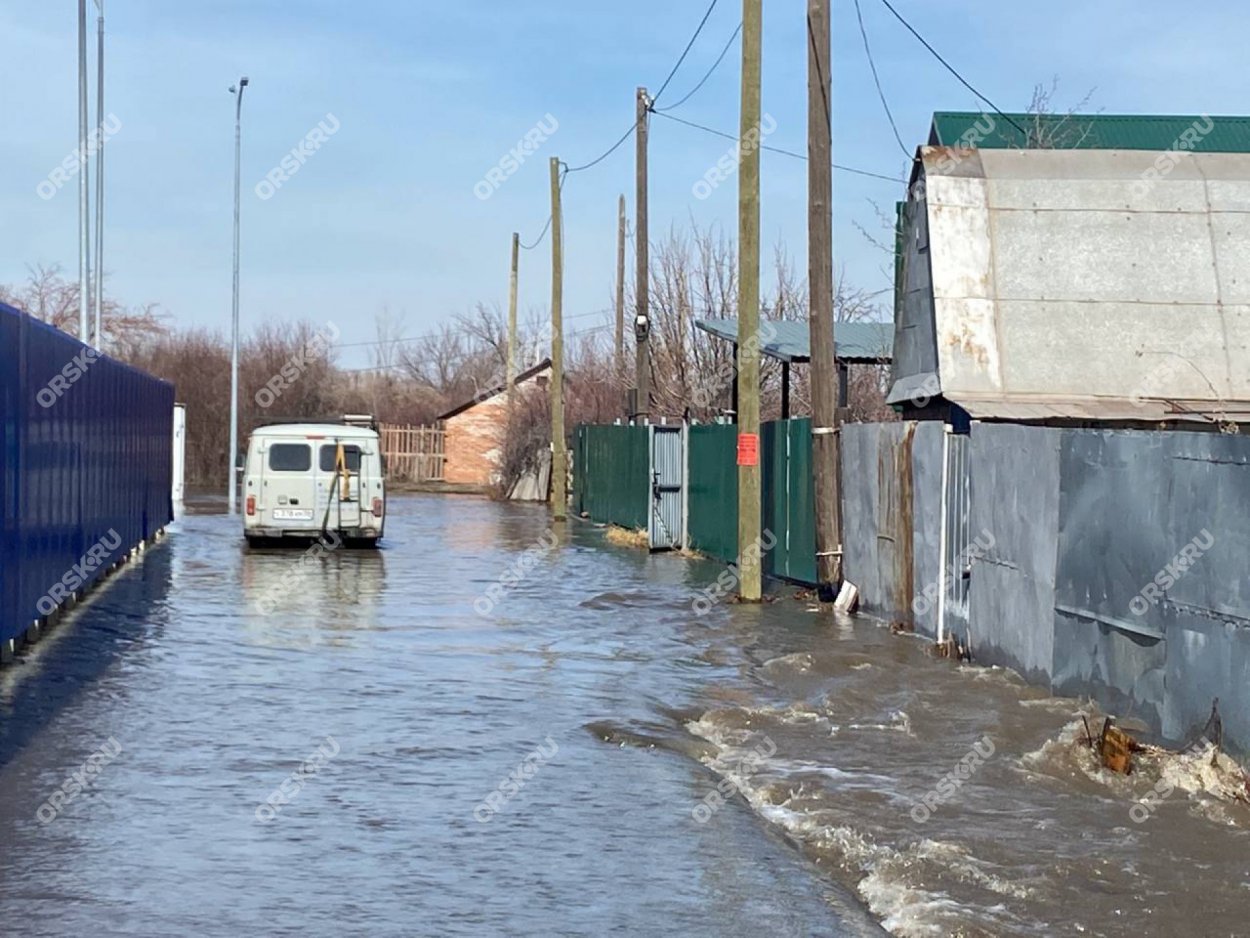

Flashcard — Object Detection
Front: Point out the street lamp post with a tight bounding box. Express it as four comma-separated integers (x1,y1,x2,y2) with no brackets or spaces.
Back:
94,0,104,347
228,76,249,513
77,0,90,343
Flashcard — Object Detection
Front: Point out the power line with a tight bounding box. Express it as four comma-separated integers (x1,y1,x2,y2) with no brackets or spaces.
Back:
540,0,730,180
651,0,722,105
519,164,568,249
341,322,614,374
656,21,742,113
652,111,905,183
564,123,636,175
805,11,831,132
853,0,910,158
329,307,612,352
519,213,553,251
516,2,730,240
876,0,1029,138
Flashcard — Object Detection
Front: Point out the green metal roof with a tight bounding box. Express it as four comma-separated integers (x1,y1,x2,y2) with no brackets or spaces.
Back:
929,112,1250,152
695,319,893,364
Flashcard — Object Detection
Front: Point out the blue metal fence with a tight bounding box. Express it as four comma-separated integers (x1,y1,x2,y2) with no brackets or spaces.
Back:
1,302,174,650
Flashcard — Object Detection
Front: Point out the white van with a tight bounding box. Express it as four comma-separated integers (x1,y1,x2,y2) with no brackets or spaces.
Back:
242,422,385,546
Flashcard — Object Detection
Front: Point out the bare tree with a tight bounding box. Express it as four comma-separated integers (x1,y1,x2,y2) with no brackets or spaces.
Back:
0,263,166,352
1021,77,1100,149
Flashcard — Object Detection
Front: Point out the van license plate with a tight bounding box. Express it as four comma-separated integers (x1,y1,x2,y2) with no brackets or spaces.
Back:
272,509,314,521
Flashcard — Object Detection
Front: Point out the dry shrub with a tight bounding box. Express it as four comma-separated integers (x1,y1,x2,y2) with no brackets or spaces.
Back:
491,384,551,500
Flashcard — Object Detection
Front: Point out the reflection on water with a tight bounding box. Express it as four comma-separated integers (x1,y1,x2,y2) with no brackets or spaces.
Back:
240,538,387,650
0,493,1245,937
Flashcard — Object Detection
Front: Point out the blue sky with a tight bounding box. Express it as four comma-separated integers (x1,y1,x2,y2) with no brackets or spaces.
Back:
3,1,1245,368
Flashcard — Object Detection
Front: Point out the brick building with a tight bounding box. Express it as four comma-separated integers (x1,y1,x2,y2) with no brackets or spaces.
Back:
439,359,552,486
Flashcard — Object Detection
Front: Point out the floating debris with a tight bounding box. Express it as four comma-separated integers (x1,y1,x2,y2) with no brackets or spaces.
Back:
929,634,972,662
1096,718,1138,775
834,580,859,613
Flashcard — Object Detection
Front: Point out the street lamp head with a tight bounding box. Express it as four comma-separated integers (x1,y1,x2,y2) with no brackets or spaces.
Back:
240,77,249,87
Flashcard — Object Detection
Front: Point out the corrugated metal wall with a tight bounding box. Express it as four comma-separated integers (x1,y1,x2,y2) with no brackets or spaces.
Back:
843,417,1250,753
573,425,649,531
0,302,174,648
841,422,920,623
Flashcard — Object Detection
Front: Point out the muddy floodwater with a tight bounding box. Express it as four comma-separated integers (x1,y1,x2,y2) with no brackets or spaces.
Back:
1,495,1248,936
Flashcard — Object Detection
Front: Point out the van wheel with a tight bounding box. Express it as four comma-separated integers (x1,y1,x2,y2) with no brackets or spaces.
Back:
245,535,262,548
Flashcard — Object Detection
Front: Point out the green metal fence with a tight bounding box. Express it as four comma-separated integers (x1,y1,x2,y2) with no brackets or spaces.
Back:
687,422,738,564
575,418,819,586
574,425,649,530
762,418,817,584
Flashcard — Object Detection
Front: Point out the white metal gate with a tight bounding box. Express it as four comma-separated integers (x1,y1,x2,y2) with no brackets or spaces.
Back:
648,425,685,551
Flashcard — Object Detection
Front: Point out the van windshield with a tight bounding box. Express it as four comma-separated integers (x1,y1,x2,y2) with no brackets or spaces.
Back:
268,443,311,472
320,444,362,473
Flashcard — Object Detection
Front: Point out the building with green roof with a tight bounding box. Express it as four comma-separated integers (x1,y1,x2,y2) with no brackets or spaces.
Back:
927,111,1250,152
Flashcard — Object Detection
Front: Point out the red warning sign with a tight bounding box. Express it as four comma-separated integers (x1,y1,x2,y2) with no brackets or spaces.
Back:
737,433,759,467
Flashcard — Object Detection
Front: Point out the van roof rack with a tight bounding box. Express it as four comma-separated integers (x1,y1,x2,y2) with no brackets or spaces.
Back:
251,415,378,431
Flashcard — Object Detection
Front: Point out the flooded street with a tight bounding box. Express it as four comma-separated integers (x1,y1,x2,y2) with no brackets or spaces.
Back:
2,494,1249,936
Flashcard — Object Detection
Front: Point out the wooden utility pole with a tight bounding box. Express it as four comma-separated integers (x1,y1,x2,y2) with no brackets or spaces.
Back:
634,87,651,421
616,194,627,377
549,157,567,521
808,0,842,600
507,231,519,412
737,0,763,602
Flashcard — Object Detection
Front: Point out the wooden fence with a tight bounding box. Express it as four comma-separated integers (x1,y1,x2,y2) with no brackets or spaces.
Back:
379,424,446,482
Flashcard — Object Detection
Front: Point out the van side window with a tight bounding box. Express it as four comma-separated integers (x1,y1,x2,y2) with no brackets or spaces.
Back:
320,444,362,473
268,443,311,472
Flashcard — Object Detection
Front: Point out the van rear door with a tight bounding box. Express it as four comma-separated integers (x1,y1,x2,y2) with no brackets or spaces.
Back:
264,440,318,528
318,441,362,529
